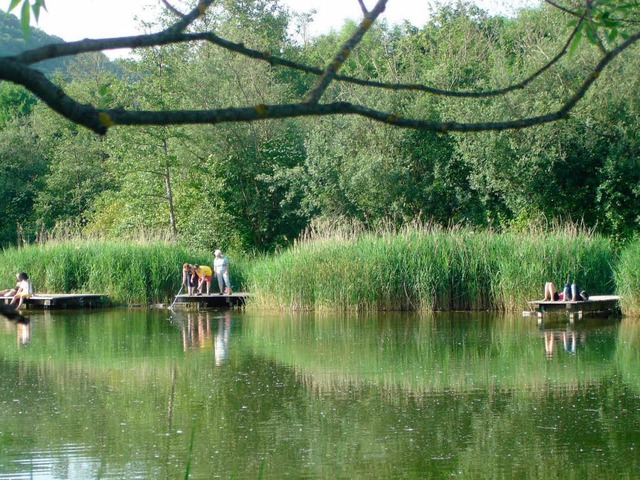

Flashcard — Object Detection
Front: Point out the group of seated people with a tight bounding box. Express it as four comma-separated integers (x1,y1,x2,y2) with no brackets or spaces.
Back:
543,281,589,302
0,272,33,309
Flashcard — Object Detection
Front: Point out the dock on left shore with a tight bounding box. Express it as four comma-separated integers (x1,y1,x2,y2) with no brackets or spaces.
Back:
0,294,110,310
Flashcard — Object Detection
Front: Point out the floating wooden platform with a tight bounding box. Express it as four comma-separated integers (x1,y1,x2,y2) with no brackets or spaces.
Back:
171,293,249,310
526,295,620,323
0,293,110,310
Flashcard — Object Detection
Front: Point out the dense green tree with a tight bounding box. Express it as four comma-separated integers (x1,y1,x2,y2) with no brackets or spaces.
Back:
80,0,309,252
0,117,47,245
178,0,309,251
0,82,35,126
85,44,193,240
29,54,117,231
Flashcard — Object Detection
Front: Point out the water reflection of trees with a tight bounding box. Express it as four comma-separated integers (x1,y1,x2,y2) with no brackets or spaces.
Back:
0,311,638,479
243,312,621,396
616,319,640,391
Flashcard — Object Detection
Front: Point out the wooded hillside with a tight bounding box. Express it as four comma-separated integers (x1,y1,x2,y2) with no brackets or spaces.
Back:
0,10,69,74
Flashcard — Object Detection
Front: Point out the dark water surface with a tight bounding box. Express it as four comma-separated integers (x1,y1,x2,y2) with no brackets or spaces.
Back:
0,309,638,479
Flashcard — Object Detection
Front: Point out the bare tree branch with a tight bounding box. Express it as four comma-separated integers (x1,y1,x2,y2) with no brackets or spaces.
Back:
9,9,588,100
558,30,638,115
162,0,215,34
161,0,187,19
103,100,569,132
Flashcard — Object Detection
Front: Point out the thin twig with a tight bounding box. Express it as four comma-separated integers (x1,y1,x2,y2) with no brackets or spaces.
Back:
304,0,387,104
161,0,187,18
162,0,216,34
544,0,581,17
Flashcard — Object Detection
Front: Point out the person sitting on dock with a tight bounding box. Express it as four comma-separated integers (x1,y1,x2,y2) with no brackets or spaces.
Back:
543,282,562,301
10,272,33,310
543,281,588,302
194,264,212,295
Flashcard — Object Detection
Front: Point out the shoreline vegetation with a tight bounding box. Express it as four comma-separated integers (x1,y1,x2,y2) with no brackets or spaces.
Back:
0,225,638,315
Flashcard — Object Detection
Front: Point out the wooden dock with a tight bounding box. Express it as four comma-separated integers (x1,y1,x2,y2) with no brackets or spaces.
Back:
526,295,620,323
171,293,249,310
0,293,110,310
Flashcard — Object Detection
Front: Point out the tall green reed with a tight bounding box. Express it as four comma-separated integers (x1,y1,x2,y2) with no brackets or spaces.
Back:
246,224,616,313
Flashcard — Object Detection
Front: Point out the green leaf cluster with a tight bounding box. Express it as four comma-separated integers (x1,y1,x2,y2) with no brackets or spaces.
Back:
7,0,45,37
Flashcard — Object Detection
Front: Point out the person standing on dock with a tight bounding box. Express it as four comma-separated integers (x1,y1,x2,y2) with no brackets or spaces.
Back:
213,249,232,295
182,263,196,296
194,264,213,295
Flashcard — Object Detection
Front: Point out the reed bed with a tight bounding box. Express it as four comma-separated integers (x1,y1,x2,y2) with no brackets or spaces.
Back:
614,238,640,315
0,240,213,304
246,225,616,312
0,226,621,312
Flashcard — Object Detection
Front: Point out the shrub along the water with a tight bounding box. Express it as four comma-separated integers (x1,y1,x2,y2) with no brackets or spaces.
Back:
246,225,616,312
0,240,214,305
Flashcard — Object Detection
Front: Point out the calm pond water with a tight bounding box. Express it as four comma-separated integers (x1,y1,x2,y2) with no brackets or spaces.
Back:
0,309,638,479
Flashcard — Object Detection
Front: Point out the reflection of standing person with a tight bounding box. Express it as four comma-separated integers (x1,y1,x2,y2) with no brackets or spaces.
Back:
213,249,231,295
544,330,555,359
214,312,231,366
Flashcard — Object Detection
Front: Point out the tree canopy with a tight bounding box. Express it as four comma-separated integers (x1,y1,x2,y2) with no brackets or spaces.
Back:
0,0,639,251
2,0,639,134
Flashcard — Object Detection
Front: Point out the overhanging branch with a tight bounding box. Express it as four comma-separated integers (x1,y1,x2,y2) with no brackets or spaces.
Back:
0,1,638,135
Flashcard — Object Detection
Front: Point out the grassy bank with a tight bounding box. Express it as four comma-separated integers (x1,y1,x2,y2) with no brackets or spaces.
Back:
0,240,215,305
246,225,616,312
0,227,625,312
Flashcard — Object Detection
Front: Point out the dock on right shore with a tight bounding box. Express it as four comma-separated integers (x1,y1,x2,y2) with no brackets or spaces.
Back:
526,295,621,323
